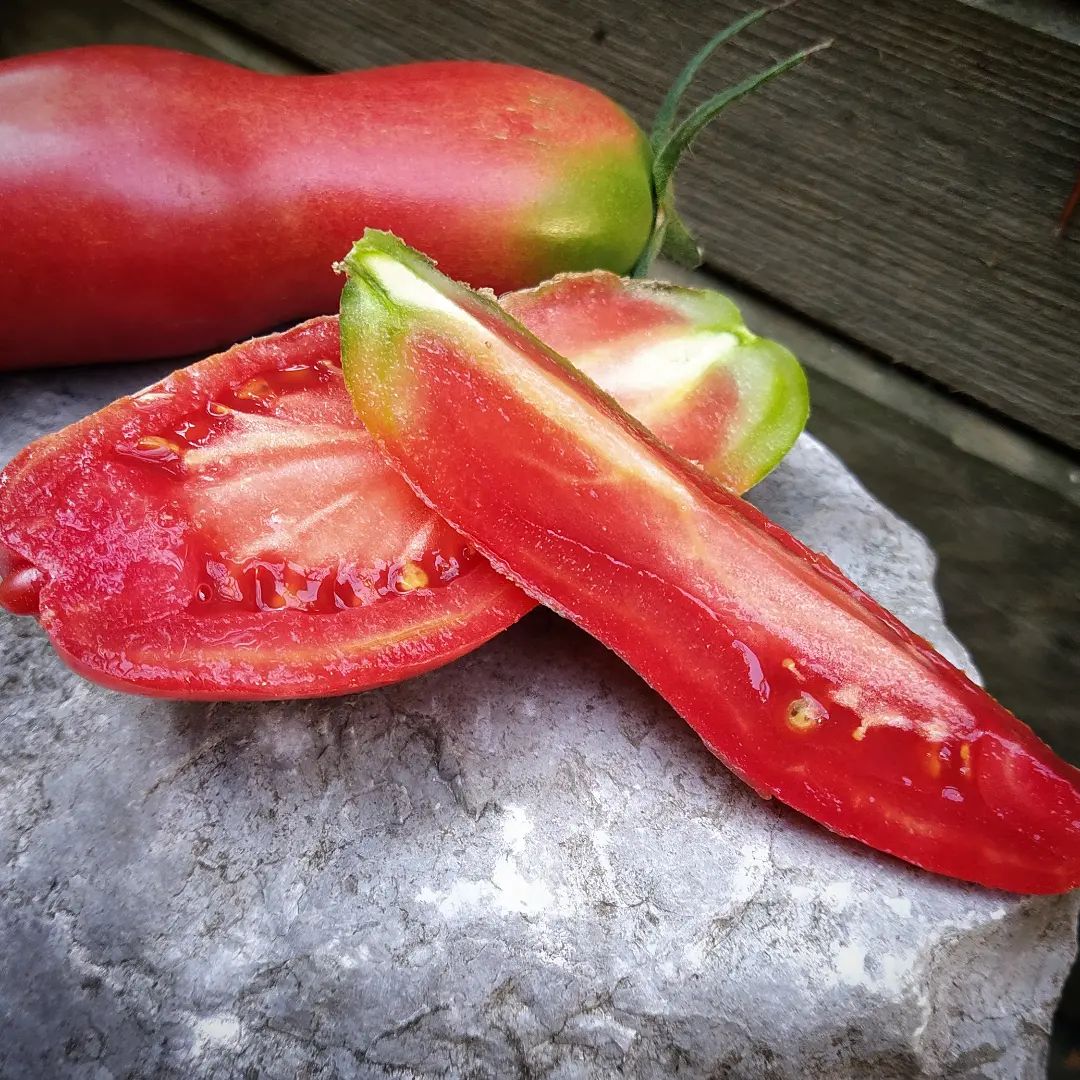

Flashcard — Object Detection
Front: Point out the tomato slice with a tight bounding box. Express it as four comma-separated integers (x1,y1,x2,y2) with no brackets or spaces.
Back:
503,272,806,492
338,231,1080,894
0,274,804,699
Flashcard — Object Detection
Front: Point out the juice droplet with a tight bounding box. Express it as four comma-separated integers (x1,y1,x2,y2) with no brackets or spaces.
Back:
176,418,212,445
732,640,769,700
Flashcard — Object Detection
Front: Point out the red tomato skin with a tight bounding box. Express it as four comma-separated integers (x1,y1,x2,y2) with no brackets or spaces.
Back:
0,47,652,369
339,234,1080,894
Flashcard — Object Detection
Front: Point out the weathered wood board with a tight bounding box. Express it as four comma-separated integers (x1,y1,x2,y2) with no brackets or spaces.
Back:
187,0,1080,449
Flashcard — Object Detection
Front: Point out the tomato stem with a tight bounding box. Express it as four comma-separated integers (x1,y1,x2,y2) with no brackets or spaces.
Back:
632,7,830,278
649,5,778,153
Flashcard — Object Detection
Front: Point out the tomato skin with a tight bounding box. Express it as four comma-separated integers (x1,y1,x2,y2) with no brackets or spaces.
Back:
0,47,652,370
339,232,1080,894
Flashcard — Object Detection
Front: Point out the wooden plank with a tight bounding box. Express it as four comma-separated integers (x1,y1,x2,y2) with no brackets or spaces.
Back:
186,0,1080,449
0,0,306,71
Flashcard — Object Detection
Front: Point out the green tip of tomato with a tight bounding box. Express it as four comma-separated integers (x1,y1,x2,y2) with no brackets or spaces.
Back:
663,283,809,489
500,271,808,493
338,231,427,436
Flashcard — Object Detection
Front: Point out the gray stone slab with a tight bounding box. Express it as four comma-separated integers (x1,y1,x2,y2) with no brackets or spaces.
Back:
0,365,1077,1079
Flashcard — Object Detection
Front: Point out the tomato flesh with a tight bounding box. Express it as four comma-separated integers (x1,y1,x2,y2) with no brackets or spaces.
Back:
120,361,480,617
338,232,1080,894
1,273,805,699
502,272,807,492
0,317,525,699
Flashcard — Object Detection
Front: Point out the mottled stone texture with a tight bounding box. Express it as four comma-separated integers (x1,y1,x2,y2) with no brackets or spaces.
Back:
0,365,1077,1079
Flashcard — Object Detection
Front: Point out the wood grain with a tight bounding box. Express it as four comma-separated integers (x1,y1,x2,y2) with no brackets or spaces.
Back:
186,0,1080,448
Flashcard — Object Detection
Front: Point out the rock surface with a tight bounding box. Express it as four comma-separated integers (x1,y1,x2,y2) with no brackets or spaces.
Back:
0,364,1077,1079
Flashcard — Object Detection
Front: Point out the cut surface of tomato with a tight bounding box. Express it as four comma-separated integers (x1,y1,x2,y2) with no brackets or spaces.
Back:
338,232,1080,894
0,273,805,699
502,272,806,492
0,318,528,699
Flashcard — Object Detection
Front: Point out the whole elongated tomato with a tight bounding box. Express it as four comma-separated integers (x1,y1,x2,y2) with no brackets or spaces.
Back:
338,231,1080,894
0,271,805,698
0,9,820,369
0,47,650,369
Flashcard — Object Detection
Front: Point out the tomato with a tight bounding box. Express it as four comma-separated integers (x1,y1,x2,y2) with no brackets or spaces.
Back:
0,319,531,698
338,231,1080,894
0,11,821,369
0,48,650,370
0,273,804,699
503,273,806,493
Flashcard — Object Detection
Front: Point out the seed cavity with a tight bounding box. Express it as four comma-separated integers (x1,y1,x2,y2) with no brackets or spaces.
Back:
119,435,185,471
190,547,476,616
236,376,275,402
135,436,181,456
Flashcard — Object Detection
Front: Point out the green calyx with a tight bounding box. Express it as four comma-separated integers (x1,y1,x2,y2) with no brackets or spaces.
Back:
632,6,830,278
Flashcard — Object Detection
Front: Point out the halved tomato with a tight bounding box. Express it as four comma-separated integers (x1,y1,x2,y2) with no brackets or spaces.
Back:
0,273,805,699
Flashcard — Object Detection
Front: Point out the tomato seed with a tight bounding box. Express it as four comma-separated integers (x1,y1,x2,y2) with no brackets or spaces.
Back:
787,693,827,732
236,376,274,402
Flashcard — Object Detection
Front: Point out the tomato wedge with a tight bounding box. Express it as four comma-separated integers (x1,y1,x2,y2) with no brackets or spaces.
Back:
338,231,1080,894
0,274,804,699
503,272,806,493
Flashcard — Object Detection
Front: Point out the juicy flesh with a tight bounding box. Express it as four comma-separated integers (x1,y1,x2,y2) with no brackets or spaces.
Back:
500,272,799,492
115,357,478,617
337,243,1080,892
0,273,808,700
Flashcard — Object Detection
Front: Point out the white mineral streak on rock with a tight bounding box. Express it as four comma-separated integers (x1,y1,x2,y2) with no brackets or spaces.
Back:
417,804,555,918
191,1014,241,1055
0,383,1076,1080
501,804,535,850
884,895,914,918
